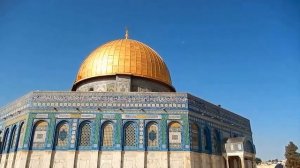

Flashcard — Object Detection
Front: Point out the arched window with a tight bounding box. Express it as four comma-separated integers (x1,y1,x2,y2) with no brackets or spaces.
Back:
1,128,9,153
191,123,199,150
78,122,91,147
32,121,48,149
203,127,211,151
168,122,181,149
55,122,69,148
17,122,25,148
101,122,113,147
8,125,17,152
147,122,158,148
12,125,20,150
124,122,137,147
213,130,221,153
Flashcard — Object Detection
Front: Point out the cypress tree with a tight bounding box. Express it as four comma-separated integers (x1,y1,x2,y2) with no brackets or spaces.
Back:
285,142,300,168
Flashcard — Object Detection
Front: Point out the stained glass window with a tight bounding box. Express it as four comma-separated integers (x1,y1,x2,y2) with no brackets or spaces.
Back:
191,124,199,150
56,122,69,147
18,123,25,148
32,121,48,149
8,126,17,151
169,122,181,149
79,122,91,147
124,122,136,147
102,123,113,147
147,123,158,147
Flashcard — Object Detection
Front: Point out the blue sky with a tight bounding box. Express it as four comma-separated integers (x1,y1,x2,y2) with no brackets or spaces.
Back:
0,0,299,160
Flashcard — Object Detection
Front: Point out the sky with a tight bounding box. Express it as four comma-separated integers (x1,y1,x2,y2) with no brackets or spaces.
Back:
0,0,299,161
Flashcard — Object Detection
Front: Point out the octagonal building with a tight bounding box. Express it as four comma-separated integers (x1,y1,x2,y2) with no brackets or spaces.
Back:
0,34,256,168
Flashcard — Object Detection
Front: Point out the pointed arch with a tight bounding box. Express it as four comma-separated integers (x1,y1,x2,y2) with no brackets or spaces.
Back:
0,128,10,153
190,123,199,151
7,125,17,152
101,121,114,147
146,122,159,149
203,127,211,152
213,129,221,154
54,121,70,149
16,122,25,150
30,120,48,149
77,121,91,148
123,121,137,148
168,121,182,149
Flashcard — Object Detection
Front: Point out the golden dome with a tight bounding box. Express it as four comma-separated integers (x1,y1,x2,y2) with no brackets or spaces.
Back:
74,38,173,87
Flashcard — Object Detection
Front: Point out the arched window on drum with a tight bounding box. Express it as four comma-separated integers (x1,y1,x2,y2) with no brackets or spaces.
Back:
146,122,159,149
190,123,199,151
31,121,48,149
101,122,113,147
168,122,182,149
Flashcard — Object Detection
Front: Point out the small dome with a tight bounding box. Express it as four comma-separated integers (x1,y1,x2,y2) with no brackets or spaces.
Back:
73,38,173,89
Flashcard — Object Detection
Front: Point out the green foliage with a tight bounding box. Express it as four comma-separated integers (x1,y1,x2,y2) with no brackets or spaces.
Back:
285,141,300,168
255,157,262,165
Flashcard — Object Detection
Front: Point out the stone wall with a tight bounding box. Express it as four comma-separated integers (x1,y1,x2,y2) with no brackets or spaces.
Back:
1,151,227,168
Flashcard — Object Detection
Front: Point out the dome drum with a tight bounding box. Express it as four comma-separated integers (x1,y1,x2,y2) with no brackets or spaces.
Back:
72,74,175,92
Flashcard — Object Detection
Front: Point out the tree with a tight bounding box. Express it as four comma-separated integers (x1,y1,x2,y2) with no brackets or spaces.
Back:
285,141,300,168
255,157,262,165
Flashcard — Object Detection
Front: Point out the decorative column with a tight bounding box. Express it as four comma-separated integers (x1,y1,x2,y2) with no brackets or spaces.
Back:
46,113,56,150
16,113,35,168
112,114,122,168
225,156,229,168
160,114,168,168
43,113,56,168
239,155,245,168
0,126,12,168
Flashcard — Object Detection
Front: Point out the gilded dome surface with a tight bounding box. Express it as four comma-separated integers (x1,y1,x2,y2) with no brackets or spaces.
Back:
74,38,172,87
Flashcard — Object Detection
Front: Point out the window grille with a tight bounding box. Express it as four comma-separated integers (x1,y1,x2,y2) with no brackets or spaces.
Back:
102,123,113,147
124,122,136,147
79,122,91,147
191,124,199,150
